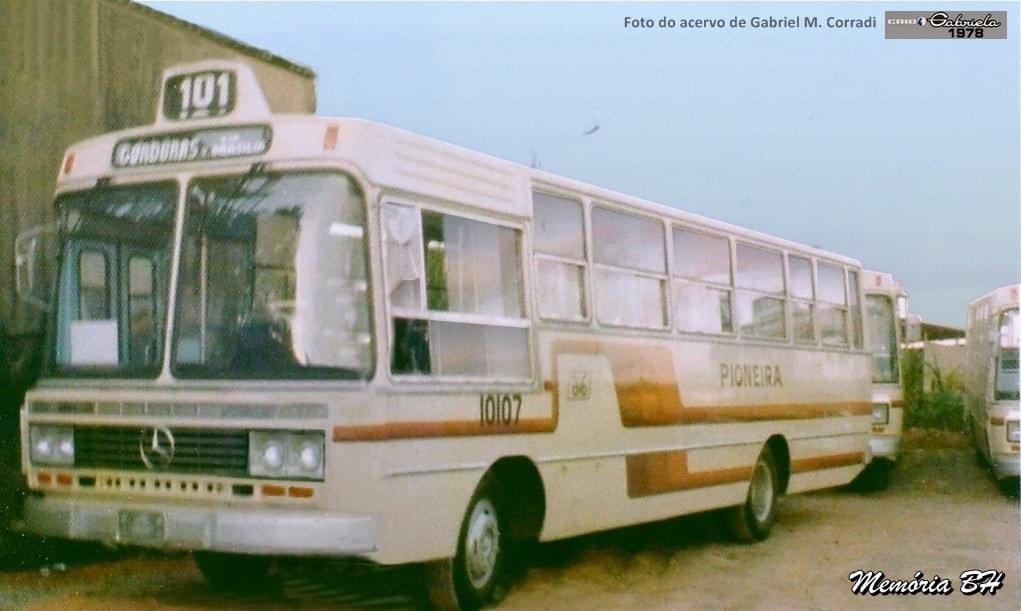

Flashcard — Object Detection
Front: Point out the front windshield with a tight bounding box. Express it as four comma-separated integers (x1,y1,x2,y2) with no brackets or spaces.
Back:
996,307,1019,400
51,182,176,375
866,294,899,384
172,171,372,379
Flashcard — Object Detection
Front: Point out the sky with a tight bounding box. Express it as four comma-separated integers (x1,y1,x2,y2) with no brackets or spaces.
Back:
146,1,1019,327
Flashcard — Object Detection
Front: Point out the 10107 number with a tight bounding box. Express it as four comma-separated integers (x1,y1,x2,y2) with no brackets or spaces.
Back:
479,394,522,426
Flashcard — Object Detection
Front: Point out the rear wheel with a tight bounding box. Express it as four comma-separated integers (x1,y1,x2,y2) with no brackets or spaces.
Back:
724,446,778,542
194,551,273,590
424,477,507,610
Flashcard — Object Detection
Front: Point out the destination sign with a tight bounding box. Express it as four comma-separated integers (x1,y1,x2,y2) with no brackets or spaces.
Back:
112,126,271,168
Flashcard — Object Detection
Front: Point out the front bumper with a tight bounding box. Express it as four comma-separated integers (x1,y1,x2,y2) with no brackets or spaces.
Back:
23,495,378,556
869,435,900,461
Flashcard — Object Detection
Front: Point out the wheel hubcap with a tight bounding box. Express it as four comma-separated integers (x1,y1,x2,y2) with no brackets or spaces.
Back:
464,498,500,589
749,458,774,523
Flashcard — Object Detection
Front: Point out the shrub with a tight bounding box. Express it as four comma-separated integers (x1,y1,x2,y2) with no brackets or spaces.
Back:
902,349,966,432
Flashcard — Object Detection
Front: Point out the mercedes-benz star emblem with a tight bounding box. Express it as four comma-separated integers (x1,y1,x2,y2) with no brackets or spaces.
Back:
139,427,175,470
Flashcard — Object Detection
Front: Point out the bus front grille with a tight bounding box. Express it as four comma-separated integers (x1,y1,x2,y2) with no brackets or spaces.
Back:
74,426,249,477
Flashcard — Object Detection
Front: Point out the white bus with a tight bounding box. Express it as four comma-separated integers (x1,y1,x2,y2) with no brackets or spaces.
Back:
964,285,1020,493
17,61,872,608
855,270,908,490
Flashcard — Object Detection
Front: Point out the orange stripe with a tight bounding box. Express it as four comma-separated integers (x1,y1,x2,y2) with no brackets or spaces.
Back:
551,339,869,427
626,450,752,498
333,339,868,441
890,400,906,408
333,417,556,442
627,449,865,497
790,452,864,473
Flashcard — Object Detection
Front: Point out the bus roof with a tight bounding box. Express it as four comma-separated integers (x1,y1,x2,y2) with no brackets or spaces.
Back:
54,60,861,269
970,285,1021,310
861,269,905,297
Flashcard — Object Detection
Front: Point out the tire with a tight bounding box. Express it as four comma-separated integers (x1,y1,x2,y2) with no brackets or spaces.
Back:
997,477,1020,498
852,460,892,492
194,551,273,590
724,445,778,542
424,476,506,610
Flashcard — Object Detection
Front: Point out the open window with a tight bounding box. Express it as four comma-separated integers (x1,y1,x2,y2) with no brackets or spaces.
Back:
383,203,530,380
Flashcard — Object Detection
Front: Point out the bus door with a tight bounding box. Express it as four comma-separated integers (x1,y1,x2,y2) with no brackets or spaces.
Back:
57,239,165,368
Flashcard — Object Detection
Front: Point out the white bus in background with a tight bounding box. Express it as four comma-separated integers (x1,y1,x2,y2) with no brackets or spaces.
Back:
16,61,873,609
964,285,1020,494
854,270,909,490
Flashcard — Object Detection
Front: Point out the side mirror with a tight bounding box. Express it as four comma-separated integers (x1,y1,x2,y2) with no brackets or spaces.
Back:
904,313,922,344
14,224,58,312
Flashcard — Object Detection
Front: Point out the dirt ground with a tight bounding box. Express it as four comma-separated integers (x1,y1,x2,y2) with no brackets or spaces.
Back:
0,429,1017,610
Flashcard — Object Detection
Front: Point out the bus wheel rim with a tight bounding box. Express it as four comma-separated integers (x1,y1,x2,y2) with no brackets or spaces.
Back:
750,458,773,523
464,498,500,589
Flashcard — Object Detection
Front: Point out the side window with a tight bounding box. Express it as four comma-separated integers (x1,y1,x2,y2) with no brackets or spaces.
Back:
591,206,667,329
734,243,786,340
532,191,587,321
848,270,863,349
126,256,158,365
78,250,110,320
817,262,848,346
672,227,732,334
383,203,530,379
789,255,815,343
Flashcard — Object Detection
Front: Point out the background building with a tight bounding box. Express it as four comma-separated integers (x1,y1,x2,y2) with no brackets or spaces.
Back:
0,0,315,336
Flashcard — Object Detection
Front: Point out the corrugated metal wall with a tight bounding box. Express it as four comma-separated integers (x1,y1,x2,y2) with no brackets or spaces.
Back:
0,0,315,334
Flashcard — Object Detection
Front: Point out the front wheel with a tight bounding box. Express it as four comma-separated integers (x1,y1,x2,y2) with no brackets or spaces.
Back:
724,445,778,542
424,478,506,610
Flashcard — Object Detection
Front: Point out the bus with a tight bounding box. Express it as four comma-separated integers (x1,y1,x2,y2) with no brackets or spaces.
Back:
16,61,873,608
855,270,908,490
964,285,1020,494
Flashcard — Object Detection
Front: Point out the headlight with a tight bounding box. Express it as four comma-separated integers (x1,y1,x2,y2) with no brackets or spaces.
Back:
248,430,324,480
30,425,74,466
1007,421,1020,443
871,403,890,425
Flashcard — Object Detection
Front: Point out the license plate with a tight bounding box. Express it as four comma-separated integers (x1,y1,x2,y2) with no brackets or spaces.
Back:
118,510,166,544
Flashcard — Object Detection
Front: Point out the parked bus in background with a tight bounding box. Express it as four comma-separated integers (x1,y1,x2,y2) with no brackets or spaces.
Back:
965,285,1020,495
15,61,873,609
854,270,908,490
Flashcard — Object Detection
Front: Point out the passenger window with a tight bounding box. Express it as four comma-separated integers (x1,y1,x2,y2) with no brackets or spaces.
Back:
672,228,732,334
818,262,848,346
592,206,667,329
127,256,157,364
78,250,110,320
592,207,665,273
533,191,587,322
384,203,530,379
789,255,815,343
734,244,786,340
848,270,863,349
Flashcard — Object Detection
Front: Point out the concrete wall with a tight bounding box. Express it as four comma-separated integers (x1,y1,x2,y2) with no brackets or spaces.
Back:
0,0,315,334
